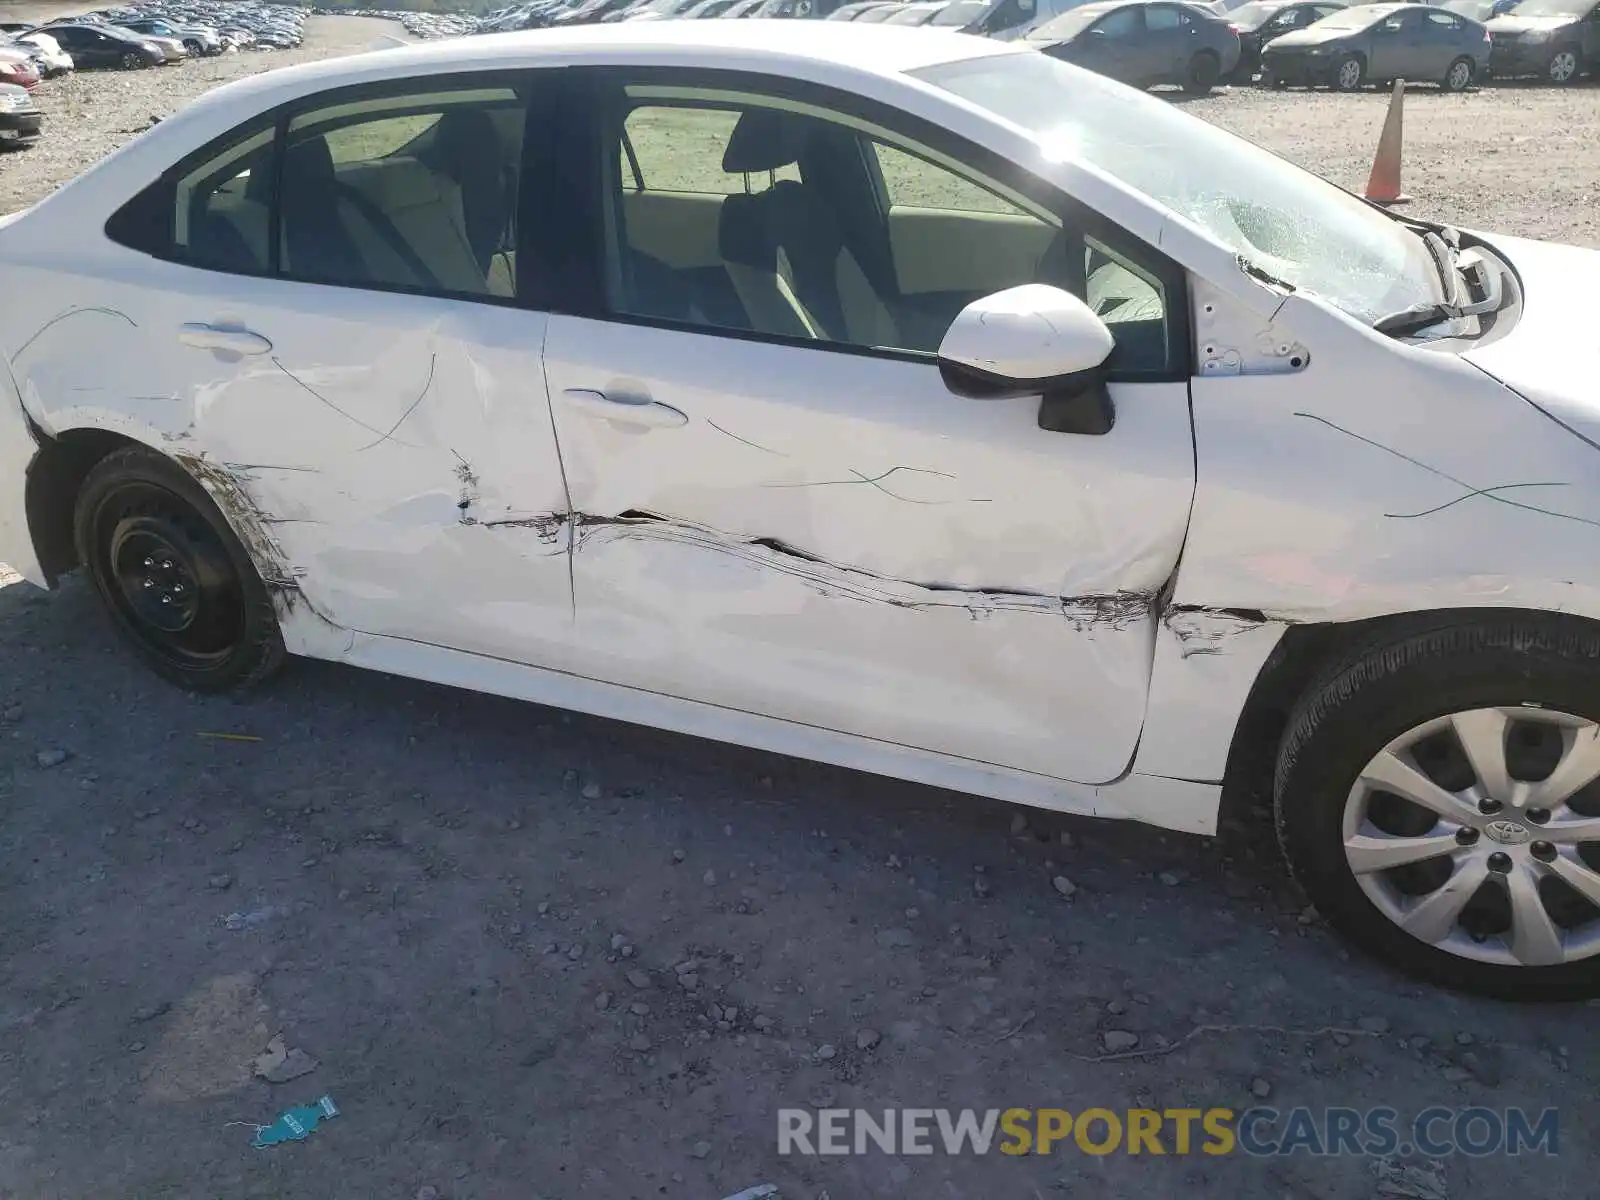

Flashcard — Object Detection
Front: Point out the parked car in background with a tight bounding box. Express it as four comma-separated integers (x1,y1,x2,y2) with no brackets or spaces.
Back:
10,30,75,76
1227,0,1348,77
119,16,223,56
0,38,45,84
1027,0,1242,91
118,25,188,60
959,0,1096,37
884,0,950,19
0,47,39,91
749,0,835,16
928,0,991,22
719,0,770,15
0,80,40,147
36,22,165,69
552,0,637,21
854,3,911,18
1261,1,1489,87
827,1,899,15
627,0,705,18
1443,0,1497,16
1486,0,1598,83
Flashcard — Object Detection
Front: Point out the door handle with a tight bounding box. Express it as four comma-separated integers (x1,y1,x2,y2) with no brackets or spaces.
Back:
559,387,687,429
178,322,272,356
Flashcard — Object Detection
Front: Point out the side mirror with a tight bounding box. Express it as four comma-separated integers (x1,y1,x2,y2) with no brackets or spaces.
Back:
937,284,1117,436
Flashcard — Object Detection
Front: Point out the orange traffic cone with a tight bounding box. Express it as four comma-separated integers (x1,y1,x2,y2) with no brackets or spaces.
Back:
1364,78,1411,206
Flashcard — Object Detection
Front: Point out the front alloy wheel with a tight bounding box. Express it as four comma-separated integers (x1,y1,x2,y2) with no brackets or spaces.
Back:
1276,613,1600,1000
1343,708,1600,970
1548,48,1579,84
121,50,147,68
1334,54,1364,90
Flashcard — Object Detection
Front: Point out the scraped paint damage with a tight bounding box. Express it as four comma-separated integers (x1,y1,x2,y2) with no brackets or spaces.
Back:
1162,604,1271,658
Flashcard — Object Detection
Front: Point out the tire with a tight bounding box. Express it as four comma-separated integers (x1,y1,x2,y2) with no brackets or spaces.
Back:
1333,52,1365,91
73,446,285,693
1546,46,1580,85
1276,612,1600,1001
1442,55,1474,91
120,51,146,69
1183,49,1221,94
183,38,202,54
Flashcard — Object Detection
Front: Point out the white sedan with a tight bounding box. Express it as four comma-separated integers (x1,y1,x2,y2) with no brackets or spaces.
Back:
3,22,1599,1000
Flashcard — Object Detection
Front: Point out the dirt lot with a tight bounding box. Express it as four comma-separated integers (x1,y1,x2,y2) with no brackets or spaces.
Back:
3,17,1600,1200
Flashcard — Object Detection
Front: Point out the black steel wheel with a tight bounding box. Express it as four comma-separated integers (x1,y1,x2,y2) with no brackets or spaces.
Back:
74,446,285,692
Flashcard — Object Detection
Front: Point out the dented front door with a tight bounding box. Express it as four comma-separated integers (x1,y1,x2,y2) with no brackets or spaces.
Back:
540,318,1195,785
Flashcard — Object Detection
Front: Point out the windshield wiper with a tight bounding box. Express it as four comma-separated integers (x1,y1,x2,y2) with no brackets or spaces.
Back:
1374,241,1503,337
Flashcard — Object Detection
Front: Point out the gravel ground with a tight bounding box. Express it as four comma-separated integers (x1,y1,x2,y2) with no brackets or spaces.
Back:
3,21,1600,1200
0,16,407,212
1186,81,1600,248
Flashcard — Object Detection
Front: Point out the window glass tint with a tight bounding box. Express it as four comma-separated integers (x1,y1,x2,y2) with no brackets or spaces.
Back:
173,125,276,272
1425,11,1460,25
1144,5,1186,29
1095,7,1143,35
622,104,799,194
281,86,524,298
875,142,1020,214
605,87,1169,375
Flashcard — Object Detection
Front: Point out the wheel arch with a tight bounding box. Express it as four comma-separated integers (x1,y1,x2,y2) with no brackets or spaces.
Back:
23,425,152,585
1216,606,1600,833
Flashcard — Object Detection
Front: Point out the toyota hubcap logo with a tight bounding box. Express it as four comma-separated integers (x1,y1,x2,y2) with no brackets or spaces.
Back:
1485,819,1532,846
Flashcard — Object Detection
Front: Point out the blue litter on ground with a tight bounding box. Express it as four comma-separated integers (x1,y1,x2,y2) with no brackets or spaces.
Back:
241,1095,340,1149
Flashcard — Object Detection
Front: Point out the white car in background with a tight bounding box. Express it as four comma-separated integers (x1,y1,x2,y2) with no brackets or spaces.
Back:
3,24,1600,1001
12,30,74,75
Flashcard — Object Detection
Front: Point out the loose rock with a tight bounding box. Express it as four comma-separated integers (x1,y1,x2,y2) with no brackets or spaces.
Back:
36,749,69,769
626,970,653,989
1052,875,1077,899
857,1028,881,1050
1101,1030,1140,1053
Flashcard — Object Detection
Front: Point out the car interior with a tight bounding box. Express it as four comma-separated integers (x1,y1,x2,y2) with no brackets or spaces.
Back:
170,87,1164,369
609,98,1168,364
183,93,524,298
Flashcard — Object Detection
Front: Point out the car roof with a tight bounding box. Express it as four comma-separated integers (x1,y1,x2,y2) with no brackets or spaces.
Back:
184,22,1021,114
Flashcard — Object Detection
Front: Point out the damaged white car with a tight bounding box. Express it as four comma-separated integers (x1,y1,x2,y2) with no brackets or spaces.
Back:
3,24,1600,999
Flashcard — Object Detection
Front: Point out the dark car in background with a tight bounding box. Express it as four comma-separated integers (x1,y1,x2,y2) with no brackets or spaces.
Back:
1227,0,1348,79
39,22,165,68
1261,1,1490,89
1486,0,1600,83
1026,0,1242,92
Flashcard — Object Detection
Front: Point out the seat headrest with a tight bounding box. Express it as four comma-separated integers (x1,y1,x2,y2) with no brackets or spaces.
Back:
284,134,336,188
431,106,501,176
721,106,811,175
717,191,776,268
